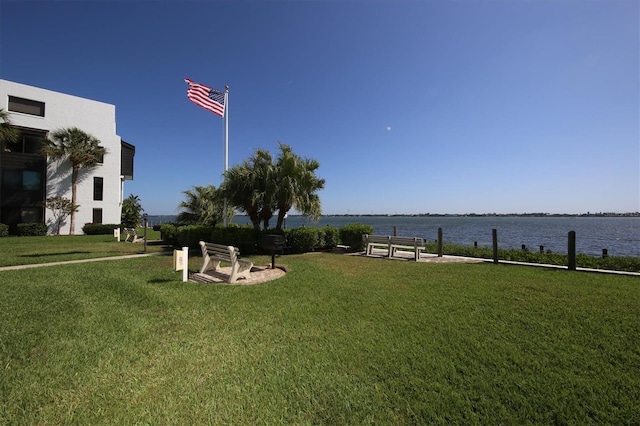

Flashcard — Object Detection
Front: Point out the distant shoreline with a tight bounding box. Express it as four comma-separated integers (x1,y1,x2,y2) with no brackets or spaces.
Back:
148,212,640,218
295,212,640,218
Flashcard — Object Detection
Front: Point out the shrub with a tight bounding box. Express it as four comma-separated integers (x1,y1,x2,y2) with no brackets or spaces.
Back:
286,227,320,253
0,223,8,238
163,224,259,254
339,223,373,251
211,226,259,255
322,226,340,249
82,223,120,235
160,223,178,246
17,223,48,236
175,225,216,249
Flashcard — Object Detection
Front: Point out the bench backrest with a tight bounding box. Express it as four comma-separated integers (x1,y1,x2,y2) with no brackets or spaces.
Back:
364,234,391,244
364,234,424,246
389,236,424,245
199,241,239,263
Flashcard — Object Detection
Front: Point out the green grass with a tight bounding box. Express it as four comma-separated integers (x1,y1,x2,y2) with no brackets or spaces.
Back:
0,231,167,267
1,252,638,424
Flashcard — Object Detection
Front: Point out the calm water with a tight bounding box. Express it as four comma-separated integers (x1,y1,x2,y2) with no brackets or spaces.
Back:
147,215,640,257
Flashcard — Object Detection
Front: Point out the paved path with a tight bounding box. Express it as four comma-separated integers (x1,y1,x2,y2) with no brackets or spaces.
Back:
362,248,640,276
0,252,167,271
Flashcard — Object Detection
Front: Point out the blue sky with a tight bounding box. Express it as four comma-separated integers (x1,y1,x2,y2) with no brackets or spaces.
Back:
1,0,638,215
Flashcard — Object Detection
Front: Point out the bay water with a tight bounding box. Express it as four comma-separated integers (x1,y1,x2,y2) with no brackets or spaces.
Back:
147,215,640,257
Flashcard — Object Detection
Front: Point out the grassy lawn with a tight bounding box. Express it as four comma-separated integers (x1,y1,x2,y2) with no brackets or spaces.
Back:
0,231,167,267
0,249,638,424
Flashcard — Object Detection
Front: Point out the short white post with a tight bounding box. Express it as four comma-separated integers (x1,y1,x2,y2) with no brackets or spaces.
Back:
182,246,189,282
114,228,120,242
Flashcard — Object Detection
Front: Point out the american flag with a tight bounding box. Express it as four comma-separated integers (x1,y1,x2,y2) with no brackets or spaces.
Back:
184,78,226,117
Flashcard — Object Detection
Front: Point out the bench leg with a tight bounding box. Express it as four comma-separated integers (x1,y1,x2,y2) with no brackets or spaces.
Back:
228,260,253,283
200,256,221,273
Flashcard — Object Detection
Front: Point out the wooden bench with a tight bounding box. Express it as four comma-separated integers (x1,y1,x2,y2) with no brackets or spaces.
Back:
364,234,425,261
199,241,253,283
124,227,144,243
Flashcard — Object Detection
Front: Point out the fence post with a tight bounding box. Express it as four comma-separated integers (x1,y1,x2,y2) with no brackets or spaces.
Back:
143,214,148,253
437,227,443,257
492,229,499,264
568,231,576,271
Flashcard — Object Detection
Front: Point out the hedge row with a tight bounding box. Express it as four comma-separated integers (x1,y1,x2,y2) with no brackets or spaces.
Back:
82,223,121,235
17,223,48,236
160,223,374,254
0,222,49,237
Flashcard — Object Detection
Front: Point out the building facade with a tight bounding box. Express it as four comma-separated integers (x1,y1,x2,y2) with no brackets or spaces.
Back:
0,79,135,234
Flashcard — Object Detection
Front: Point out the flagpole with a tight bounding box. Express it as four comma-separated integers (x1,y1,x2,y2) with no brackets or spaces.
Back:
223,85,229,227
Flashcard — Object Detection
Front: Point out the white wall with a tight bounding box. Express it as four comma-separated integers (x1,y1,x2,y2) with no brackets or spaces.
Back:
0,79,124,234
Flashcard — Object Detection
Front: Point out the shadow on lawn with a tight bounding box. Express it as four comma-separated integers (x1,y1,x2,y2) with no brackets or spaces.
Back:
147,278,176,284
20,251,92,258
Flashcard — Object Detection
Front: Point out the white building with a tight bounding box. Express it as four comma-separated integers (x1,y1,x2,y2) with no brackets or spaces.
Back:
0,79,135,235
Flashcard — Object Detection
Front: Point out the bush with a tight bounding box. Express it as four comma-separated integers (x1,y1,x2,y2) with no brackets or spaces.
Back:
339,223,373,251
82,223,120,235
163,224,259,254
160,223,178,246
0,223,8,238
322,226,340,249
286,227,320,253
17,223,48,236
211,226,259,255
175,225,216,249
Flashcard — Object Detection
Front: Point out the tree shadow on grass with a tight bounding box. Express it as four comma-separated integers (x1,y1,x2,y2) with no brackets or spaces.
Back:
20,251,92,258
147,278,176,284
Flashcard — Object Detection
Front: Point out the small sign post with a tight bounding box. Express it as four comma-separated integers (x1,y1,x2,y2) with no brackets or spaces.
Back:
114,228,120,242
173,246,189,282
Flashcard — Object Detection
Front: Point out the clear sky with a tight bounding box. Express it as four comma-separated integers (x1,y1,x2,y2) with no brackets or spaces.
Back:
1,0,638,215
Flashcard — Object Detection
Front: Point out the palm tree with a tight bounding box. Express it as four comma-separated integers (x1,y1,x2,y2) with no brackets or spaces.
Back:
221,144,324,231
177,185,231,226
273,143,324,231
221,149,276,231
41,127,106,234
0,108,19,146
121,194,144,228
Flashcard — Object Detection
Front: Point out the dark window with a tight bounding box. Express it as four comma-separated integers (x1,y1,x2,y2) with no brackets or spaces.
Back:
2,170,41,191
121,140,135,180
93,177,104,201
22,171,41,191
92,208,103,224
4,128,47,154
8,96,45,117
2,170,22,190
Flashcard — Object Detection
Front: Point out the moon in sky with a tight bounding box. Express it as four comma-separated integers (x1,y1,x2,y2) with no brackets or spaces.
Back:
386,126,391,131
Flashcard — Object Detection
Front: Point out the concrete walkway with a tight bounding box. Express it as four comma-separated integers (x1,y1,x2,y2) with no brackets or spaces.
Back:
0,251,167,271
362,248,640,277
